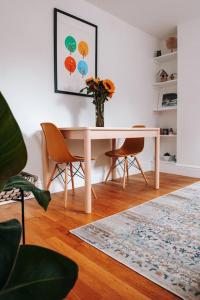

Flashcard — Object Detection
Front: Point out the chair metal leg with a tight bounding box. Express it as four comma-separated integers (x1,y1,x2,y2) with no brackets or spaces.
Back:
80,162,97,199
70,163,75,193
64,164,68,208
47,163,57,190
20,189,25,245
135,156,148,184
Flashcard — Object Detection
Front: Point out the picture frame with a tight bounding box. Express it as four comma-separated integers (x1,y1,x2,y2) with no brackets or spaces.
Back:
54,8,98,96
158,88,177,110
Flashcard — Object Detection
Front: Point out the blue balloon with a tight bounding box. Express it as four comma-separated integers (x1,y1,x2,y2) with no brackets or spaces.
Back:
78,60,88,76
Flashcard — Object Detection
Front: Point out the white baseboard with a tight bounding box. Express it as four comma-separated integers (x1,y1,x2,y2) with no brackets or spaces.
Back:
160,161,200,178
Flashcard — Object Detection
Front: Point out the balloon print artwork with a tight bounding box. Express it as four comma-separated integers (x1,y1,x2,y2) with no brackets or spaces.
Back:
64,35,89,78
65,35,76,54
78,41,89,58
64,56,76,75
78,60,88,77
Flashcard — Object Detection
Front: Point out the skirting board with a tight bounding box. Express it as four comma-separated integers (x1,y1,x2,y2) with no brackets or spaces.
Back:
160,161,200,178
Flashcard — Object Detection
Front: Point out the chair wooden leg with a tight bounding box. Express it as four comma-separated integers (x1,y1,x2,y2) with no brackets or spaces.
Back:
70,163,75,194
126,157,129,180
105,161,116,183
80,162,97,199
64,164,68,208
47,164,57,190
135,157,148,184
122,158,127,190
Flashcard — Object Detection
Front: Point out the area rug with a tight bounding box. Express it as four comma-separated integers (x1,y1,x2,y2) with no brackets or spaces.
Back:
70,182,200,300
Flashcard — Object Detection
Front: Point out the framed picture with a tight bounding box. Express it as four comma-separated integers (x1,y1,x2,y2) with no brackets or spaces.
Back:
54,8,98,96
158,88,177,110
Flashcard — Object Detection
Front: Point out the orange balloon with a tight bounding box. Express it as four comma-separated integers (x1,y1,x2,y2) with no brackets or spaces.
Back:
78,41,89,58
64,56,76,75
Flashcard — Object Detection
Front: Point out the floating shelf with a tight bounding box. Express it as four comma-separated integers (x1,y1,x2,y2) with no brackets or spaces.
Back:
160,160,176,165
153,79,177,87
153,106,177,112
154,52,177,63
160,135,177,138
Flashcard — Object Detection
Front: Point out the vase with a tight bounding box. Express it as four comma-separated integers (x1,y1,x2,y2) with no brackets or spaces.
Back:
95,103,104,127
166,36,177,52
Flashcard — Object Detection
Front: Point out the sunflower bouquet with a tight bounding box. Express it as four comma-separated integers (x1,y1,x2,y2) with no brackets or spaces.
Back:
80,77,115,127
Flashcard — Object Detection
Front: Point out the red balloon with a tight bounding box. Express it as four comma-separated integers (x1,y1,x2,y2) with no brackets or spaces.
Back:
64,56,76,75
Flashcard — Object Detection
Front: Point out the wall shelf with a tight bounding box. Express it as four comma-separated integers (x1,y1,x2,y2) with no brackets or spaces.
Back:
153,79,177,87
153,106,177,112
154,52,177,63
160,135,177,138
160,160,176,165
153,40,177,172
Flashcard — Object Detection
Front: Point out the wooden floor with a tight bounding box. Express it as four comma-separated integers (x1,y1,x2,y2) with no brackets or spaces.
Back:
0,172,198,300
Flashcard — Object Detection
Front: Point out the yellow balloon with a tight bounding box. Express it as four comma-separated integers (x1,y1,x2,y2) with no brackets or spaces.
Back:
78,41,89,58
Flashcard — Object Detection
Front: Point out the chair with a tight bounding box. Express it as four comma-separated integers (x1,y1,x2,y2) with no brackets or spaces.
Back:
104,125,148,189
41,122,97,207
0,172,38,244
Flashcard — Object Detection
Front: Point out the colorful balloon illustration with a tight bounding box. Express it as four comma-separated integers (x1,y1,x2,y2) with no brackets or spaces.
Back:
78,41,89,58
78,60,88,77
64,56,76,75
65,35,76,53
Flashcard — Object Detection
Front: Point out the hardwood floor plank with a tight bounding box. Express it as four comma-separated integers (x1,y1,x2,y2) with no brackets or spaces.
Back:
0,172,198,299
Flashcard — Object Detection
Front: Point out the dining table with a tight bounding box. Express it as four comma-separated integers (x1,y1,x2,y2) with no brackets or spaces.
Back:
42,127,160,213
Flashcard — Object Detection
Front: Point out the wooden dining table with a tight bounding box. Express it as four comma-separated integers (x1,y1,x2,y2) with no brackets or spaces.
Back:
42,127,160,213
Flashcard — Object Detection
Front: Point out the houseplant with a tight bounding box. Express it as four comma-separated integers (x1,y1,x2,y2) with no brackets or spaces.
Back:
0,92,78,299
80,77,115,127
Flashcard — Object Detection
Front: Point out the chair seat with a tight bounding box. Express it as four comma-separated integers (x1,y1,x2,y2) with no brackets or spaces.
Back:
105,149,138,158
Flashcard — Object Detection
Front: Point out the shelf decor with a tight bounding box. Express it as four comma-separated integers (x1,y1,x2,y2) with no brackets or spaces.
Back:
80,77,115,127
54,8,98,96
158,91,177,109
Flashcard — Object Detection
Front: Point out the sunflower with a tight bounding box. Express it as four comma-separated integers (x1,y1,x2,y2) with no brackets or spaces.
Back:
103,79,115,94
85,77,94,85
94,77,101,84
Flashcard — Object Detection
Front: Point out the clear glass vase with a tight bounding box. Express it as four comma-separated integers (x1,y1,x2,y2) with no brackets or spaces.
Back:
95,103,104,127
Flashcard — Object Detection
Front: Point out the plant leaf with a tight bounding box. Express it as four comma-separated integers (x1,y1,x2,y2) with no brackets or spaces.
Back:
0,245,78,300
0,92,27,191
0,219,21,290
3,175,51,211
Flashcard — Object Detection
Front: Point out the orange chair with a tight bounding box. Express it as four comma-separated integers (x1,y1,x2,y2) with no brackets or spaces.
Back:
41,122,96,207
104,125,148,189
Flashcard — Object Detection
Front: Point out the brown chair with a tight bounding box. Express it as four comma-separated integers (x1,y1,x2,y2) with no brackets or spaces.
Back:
41,122,96,207
104,125,148,189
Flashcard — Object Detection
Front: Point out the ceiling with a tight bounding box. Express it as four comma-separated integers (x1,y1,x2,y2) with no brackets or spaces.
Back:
85,0,200,38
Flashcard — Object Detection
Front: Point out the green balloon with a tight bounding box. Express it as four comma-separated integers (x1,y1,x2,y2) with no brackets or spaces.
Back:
65,36,76,53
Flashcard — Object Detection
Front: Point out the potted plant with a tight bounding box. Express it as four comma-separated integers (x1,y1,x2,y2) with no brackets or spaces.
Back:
163,152,171,161
0,92,78,299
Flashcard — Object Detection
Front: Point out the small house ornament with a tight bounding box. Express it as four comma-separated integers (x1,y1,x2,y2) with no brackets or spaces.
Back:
157,69,168,82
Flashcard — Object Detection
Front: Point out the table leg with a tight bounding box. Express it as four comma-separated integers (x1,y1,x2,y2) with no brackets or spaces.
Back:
41,132,50,189
111,139,117,180
155,134,160,189
84,129,92,213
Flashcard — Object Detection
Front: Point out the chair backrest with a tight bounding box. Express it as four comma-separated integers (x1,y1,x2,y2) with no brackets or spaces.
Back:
120,125,145,154
41,122,74,163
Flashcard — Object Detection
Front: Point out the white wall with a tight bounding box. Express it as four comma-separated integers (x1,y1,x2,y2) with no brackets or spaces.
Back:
0,0,157,191
177,19,200,174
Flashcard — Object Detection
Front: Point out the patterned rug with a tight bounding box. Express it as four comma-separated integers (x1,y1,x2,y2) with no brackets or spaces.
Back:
70,182,200,300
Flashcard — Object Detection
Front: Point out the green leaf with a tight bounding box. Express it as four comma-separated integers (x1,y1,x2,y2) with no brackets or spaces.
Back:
0,245,78,300
3,175,51,211
0,219,21,290
0,92,27,191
